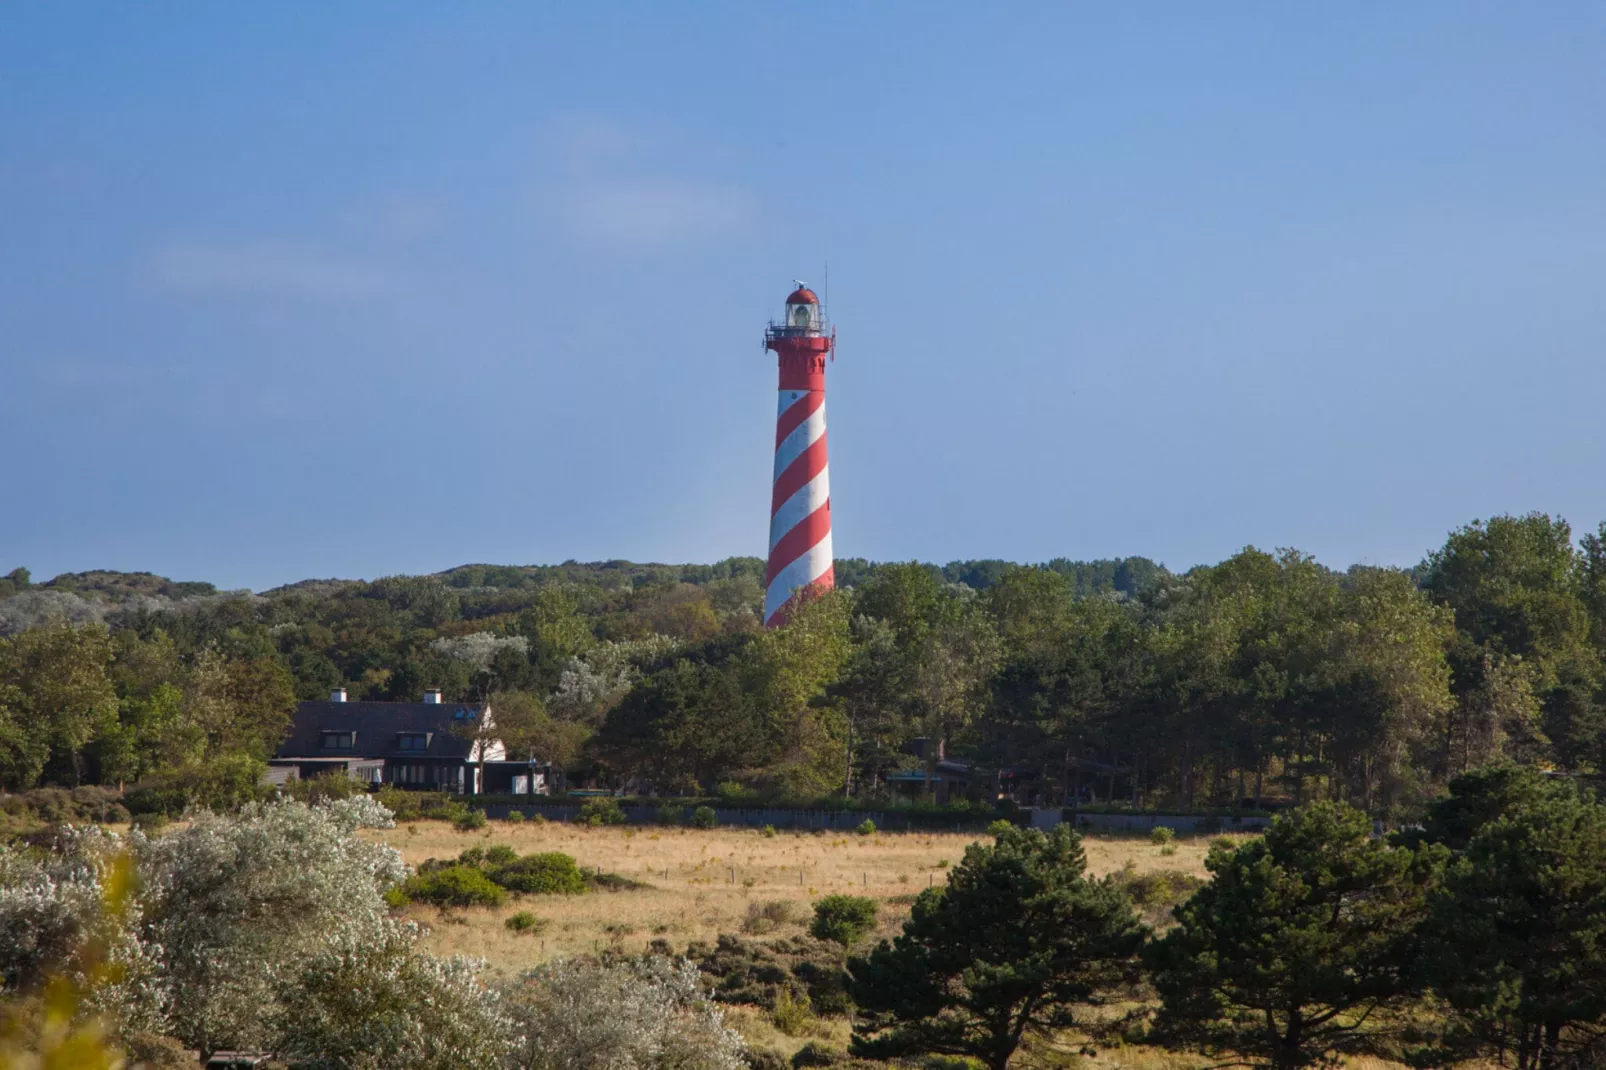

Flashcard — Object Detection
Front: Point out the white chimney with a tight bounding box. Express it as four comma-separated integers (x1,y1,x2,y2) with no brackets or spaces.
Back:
330,688,347,703
423,689,442,704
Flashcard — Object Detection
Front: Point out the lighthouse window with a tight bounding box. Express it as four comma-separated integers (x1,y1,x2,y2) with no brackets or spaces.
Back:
791,305,810,327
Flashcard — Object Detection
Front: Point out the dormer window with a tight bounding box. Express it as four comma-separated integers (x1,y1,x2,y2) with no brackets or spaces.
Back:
398,732,429,752
321,731,355,750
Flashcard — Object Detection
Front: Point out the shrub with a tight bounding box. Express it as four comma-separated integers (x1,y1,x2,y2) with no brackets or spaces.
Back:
505,911,547,935
855,819,876,837
1210,835,1237,853
282,770,367,806
761,824,778,838
455,808,488,832
772,984,813,1036
810,895,878,947
579,796,627,826
657,804,685,826
375,785,422,821
1150,825,1176,846
714,781,754,804
505,955,745,1070
491,852,586,895
125,755,269,816
687,933,854,1016
986,819,1015,836
691,805,718,829
792,1042,847,1066
137,798,407,1051
1109,862,1204,925
273,918,512,1070
400,864,507,907
746,1050,790,1070
504,809,526,824
742,899,800,935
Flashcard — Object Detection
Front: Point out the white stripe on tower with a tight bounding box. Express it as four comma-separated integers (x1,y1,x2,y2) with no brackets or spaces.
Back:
764,389,833,626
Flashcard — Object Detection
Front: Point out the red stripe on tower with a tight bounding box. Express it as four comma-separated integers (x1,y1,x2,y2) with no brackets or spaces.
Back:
762,283,836,627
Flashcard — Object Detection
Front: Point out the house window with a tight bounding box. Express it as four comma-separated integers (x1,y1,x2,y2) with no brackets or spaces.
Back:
398,733,428,751
321,731,355,750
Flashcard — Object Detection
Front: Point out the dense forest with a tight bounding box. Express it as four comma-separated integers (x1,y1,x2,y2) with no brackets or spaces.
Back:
3,511,1605,818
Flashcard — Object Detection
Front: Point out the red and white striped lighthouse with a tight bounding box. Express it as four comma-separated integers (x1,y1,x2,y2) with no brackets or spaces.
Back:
762,283,836,627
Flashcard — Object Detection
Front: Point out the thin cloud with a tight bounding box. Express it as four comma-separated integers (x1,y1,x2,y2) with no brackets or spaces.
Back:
146,241,390,301
540,116,757,251
561,179,755,248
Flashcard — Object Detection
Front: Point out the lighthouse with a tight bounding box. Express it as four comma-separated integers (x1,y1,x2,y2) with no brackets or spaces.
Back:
762,282,836,627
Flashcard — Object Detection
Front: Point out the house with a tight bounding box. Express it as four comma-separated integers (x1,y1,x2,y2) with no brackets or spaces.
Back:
884,737,982,804
271,688,544,795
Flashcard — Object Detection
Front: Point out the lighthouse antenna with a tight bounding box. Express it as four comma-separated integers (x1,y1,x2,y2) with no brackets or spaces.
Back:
823,261,829,324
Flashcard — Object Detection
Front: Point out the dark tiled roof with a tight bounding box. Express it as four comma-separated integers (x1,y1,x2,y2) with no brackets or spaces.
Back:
276,701,486,760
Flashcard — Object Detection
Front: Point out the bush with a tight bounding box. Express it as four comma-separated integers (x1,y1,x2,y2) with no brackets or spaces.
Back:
792,1042,847,1067
130,811,169,833
504,809,526,824
1150,825,1176,846
374,785,423,821
657,803,685,826
1109,862,1204,925
455,808,488,832
715,781,755,804
579,796,627,826
855,819,876,837
273,918,511,1070
691,805,718,829
484,844,518,866
1210,835,1238,853
400,865,507,907
761,824,778,838
505,955,745,1070
491,852,586,895
126,756,269,816
810,895,878,947
742,899,800,935
687,933,854,1016
505,911,547,935
987,819,1015,836
772,984,813,1036
282,770,366,806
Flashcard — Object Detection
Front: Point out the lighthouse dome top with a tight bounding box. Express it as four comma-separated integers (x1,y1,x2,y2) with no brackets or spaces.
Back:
786,286,819,306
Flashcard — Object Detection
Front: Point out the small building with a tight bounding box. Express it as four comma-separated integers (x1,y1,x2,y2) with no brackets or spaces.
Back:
271,688,539,795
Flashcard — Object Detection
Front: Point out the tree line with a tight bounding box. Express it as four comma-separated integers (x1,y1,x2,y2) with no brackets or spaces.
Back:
3,512,1605,819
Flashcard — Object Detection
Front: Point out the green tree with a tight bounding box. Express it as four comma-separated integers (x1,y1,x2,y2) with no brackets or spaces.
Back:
1424,783,1606,1070
1415,763,1574,851
0,623,118,787
1423,514,1591,773
1149,802,1440,1070
849,824,1144,1070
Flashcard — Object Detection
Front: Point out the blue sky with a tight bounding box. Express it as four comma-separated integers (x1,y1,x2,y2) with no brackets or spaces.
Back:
3,4,1603,591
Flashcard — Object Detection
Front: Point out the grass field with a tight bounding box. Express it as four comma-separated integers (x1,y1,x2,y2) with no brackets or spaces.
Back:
371,820,1231,977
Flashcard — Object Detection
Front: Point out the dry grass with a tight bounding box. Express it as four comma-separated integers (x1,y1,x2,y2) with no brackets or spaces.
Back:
369,820,1243,977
